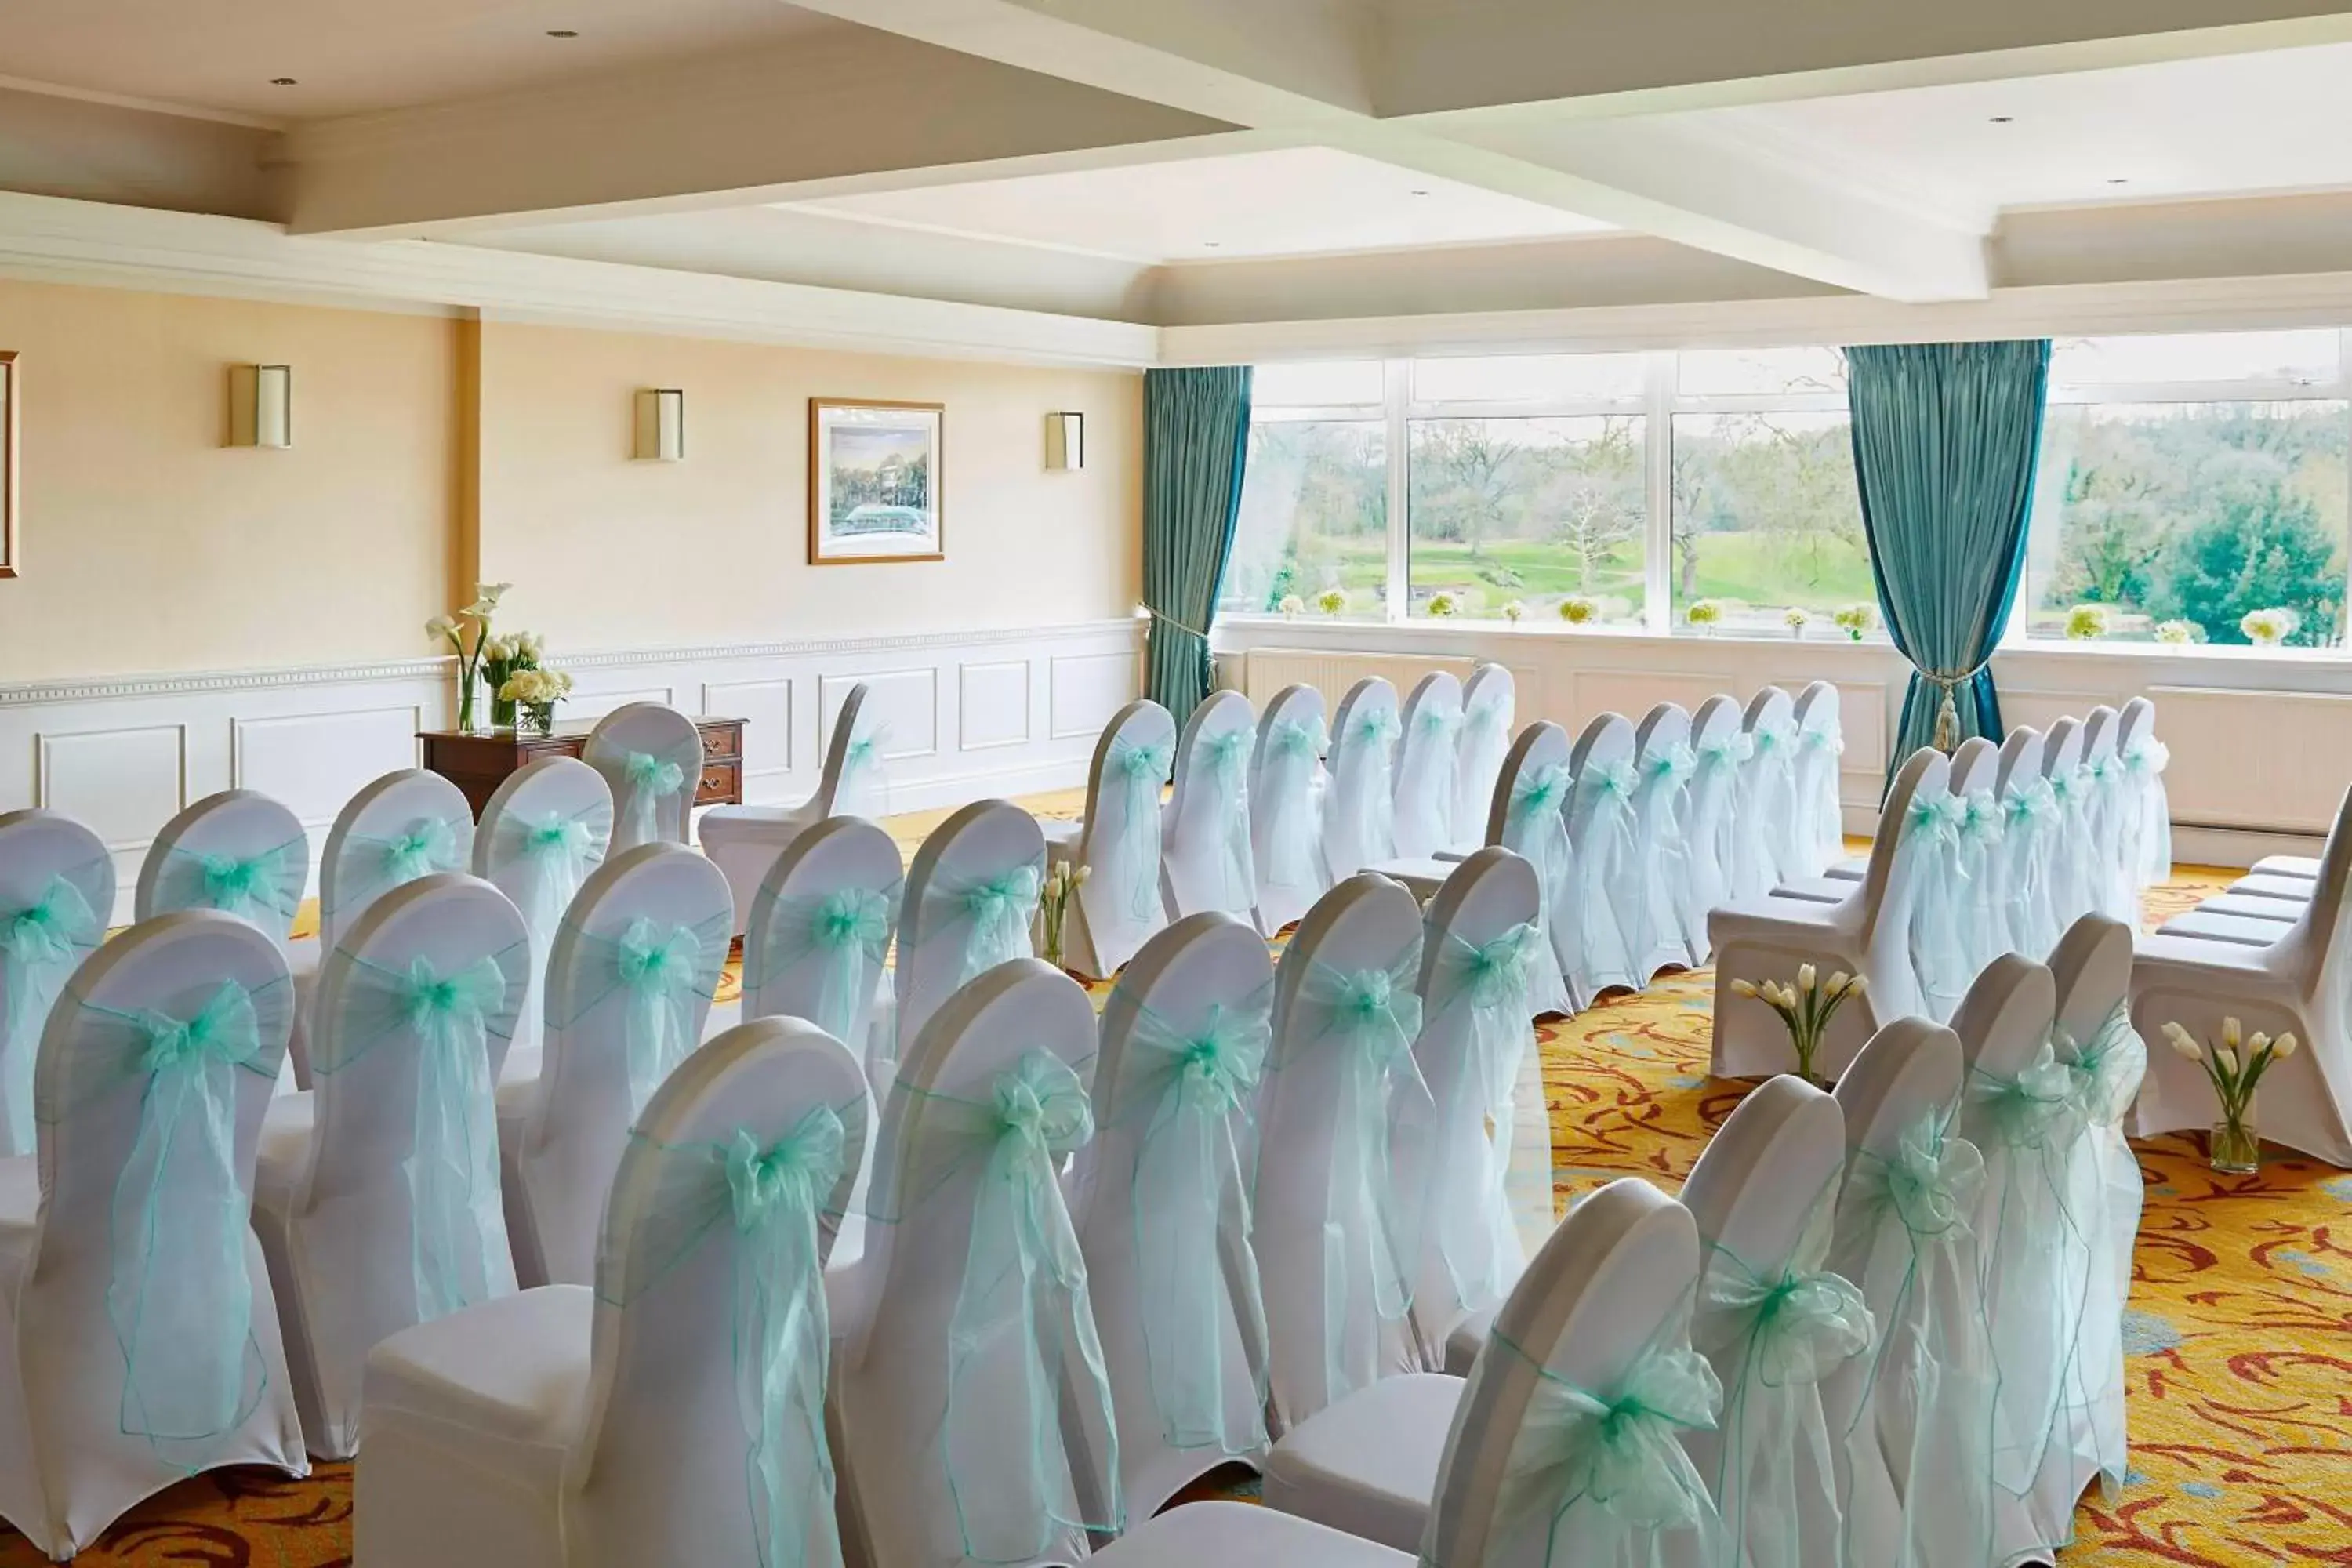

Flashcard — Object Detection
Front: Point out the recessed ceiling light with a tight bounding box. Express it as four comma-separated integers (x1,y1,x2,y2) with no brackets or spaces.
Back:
1408,189,1432,197
1203,241,1222,249
546,28,579,38
270,77,297,85
1988,115,2014,124
2107,176,2130,184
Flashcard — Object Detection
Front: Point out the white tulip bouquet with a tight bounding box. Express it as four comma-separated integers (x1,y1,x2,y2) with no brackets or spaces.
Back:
1730,964,1864,1085
2162,1014,2295,1173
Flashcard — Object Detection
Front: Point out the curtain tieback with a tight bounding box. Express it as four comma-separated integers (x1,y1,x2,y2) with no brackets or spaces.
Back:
1920,652,1998,753
1145,604,1210,641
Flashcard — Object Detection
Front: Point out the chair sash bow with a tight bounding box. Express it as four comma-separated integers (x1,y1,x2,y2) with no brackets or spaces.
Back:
1,872,100,1149
1105,738,1173,924
620,750,689,844
397,954,515,1320
616,916,712,1116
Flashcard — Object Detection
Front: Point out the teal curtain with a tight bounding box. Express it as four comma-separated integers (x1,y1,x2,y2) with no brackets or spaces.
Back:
1144,368,1254,724
1846,340,2052,779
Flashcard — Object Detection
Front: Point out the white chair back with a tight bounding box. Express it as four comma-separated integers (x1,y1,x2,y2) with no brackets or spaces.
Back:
840,960,1116,1568
572,1017,869,1568
1560,713,1642,1005
137,789,309,949
1791,681,1846,878
510,844,732,1288
744,815,902,1067
1487,724,1575,1019
319,770,474,954
1069,699,1178,975
1323,678,1403,880
1074,912,1276,1517
1733,687,1799,898
2038,717,2092,930
1250,683,1334,932
815,681,891,820
895,798,1046,1063
1628,703,1699,977
1163,689,1259,921
2114,695,2172,891
474,756,613,1065
584,702,704,852
291,873,531,1455
1393,672,1465,860
1454,664,1517,851
0,810,114,1156
1259,872,1430,1423
1990,727,2056,959
1682,695,1747,935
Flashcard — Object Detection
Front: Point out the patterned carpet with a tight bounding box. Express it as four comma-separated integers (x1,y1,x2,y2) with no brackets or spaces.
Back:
16,836,2343,1566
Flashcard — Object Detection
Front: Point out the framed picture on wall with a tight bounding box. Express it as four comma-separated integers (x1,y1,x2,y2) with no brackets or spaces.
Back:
0,353,16,579
808,397,945,564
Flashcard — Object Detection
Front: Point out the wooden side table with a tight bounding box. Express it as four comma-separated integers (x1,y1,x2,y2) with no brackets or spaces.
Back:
419,717,746,820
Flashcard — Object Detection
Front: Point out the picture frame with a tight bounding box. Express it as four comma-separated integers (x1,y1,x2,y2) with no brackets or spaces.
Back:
808,397,945,564
0,354,16,579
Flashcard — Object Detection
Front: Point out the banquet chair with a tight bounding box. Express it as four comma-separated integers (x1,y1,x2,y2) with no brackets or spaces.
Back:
473,757,613,1074
1708,747,1947,1080
1070,911,1277,1519
1406,848,1552,1371
252,873,530,1458
583,702,702,854
0,911,307,1559
1817,733,1990,896
498,844,731,1290
1392,672,1465,861
1791,679,1847,880
2130,782,2352,1165
1730,686,1800,901
1452,662,1515,855
1628,702,1701,977
0,810,113,1156
2079,706,2137,926
1679,1074,1867,1567
1679,695,1748,949
2038,717,2094,935
893,797,1045,1068
1991,727,2058,960
1947,738,2007,979
833,960,1119,1568
1162,688,1260,923
2114,696,2173,895
1559,712,1642,1008
1045,698,1177,979
353,1017,869,1568
740,814,902,1071
301,770,474,1087
1821,1017,2006,1568
1261,1176,1722,1565
1323,678,1403,882
699,680,885,934
1258,873,1432,1426
1949,951,2098,1557
1250,682,1334,933
1483,722,1574,1018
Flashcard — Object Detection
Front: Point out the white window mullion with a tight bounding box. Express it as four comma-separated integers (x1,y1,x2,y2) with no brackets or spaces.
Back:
1385,358,1411,622
1644,350,1675,633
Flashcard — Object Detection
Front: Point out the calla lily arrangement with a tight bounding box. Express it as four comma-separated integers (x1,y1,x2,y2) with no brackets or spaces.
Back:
2164,1014,2294,1172
427,581,514,732
1730,964,1864,1085
1040,860,1088,969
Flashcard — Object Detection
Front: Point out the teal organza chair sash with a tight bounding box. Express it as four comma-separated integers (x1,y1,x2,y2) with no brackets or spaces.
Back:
329,815,471,924
1688,733,1754,876
1628,746,1696,958
618,747,692,845
1256,718,1327,894
1,862,107,1152
1335,707,1401,859
888,1050,1123,1562
1894,792,1971,1019
1287,943,1428,1406
1953,789,2005,973
2055,1002,2147,1497
837,724,891,817
2120,736,2172,884
1100,736,1173,926
161,839,307,940
62,978,289,1466
1830,1112,1997,1567
1481,1325,1725,1568
576,913,733,1116
1109,984,1274,1454
1744,722,1799,878
1964,1046,2092,1503
750,882,899,1049
1397,704,1461,842
1564,762,1639,985
1998,779,2060,957
1503,765,1573,925
1427,922,1548,1310
1195,728,1257,910
1693,1192,1874,1568
1460,696,1511,808
492,804,609,948
320,944,528,1321
920,855,1044,994
603,1102,858,1568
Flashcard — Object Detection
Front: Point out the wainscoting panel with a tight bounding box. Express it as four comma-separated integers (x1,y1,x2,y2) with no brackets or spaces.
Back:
822,668,938,760
1237,648,1477,710
36,724,187,851
701,678,794,782
1997,688,2111,737
1050,652,1140,739
231,706,422,833
2151,685,2352,833
565,685,677,720
1564,671,1724,731
959,660,1032,752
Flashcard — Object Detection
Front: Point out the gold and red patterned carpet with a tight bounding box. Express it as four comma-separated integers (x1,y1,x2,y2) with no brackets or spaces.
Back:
15,826,2344,1566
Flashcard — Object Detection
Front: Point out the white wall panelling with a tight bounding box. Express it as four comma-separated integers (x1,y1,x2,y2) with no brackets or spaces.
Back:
2144,684,2352,835
0,619,1139,920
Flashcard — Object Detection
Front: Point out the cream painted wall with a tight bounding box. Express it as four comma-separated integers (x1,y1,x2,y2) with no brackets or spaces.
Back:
474,321,1142,650
0,278,459,681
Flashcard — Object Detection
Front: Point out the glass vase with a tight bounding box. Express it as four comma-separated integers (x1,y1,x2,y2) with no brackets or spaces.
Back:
521,701,557,737
2210,1108,2259,1174
456,670,480,734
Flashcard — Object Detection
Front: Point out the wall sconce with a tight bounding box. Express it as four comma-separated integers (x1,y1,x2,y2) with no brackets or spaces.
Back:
228,365,292,448
635,388,685,461
1045,410,1084,470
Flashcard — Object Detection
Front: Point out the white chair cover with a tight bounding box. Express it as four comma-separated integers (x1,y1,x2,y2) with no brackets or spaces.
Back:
1629,704,1700,979
1942,738,2006,989
743,815,902,1071
1992,728,2060,961
252,873,529,1458
1258,873,1433,1425
500,844,733,1290
475,757,615,1076
1072,912,1277,1518
0,912,307,1559
700,681,887,934
1733,688,1801,898
1051,699,1177,980
1163,690,1260,922
353,1018,869,1568
0,811,113,1156
836,960,1123,1568
1679,1076,1871,1568
1559,714,1641,1009
1890,763,1973,1025
1393,673,1465,862
896,799,1047,1070
139,789,310,949
1679,697,1748,962
2079,708,2139,928
2115,696,2172,895
1487,725,1575,1019
1252,683,1334,934
1452,664,1516,854
1324,679,1403,882
2037,718,2094,937
1790,681,1846,880
583,702,704,854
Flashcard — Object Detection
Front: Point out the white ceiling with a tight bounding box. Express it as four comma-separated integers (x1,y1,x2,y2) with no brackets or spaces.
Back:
0,0,843,120
1705,41,2352,218
779,145,1613,264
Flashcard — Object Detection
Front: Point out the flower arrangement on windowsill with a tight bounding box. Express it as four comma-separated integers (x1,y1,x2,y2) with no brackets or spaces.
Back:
2241,607,2299,648
1559,595,1598,626
426,581,514,733
1834,602,1875,641
498,666,576,736
1730,964,1862,1086
1315,587,1349,616
2065,603,2112,641
2163,1014,2295,1174
1684,598,1722,633
1425,591,1461,619
1784,606,1811,639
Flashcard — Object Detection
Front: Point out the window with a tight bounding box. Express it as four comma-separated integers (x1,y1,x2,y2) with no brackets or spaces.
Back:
2024,332,2350,646
1222,361,1388,619
1406,416,1647,622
